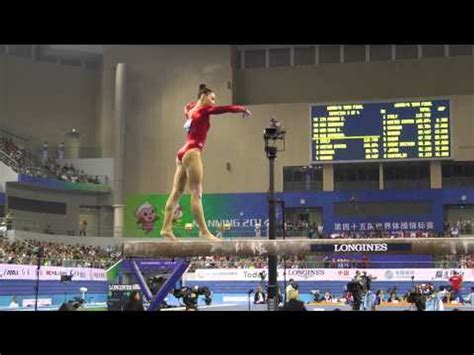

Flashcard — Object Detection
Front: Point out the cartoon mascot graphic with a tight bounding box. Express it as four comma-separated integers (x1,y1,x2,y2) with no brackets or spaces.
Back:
135,202,159,234
172,203,184,223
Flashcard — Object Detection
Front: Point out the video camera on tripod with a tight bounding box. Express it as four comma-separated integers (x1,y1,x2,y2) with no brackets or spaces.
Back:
172,286,212,310
406,283,434,311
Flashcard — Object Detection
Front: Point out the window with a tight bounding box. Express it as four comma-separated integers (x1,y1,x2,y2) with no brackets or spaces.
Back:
422,45,445,58
283,166,323,192
395,45,418,60
61,58,82,67
334,163,379,190
384,162,430,189
344,45,366,63
84,60,100,70
269,48,290,67
8,196,67,215
233,50,242,69
369,45,392,61
244,49,266,68
442,161,474,187
319,45,340,64
449,45,472,57
294,46,315,66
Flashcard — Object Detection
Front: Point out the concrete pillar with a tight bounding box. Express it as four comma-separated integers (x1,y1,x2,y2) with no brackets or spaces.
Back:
430,161,442,189
113,63,127,237
113,204,125,238
65,129,80,159
322,164,334,191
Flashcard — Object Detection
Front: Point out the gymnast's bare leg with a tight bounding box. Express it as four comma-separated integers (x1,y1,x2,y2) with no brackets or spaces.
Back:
182,148,221,241
160,159,187,241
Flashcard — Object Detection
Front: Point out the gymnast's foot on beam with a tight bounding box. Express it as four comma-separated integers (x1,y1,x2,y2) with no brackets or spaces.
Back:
160,230,180,241
199,231,222,242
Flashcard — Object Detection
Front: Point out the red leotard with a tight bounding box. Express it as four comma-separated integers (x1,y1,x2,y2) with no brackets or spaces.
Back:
177,101,246,161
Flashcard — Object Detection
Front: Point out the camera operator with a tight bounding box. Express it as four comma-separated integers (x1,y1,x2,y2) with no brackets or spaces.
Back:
407,284,431,311
347,271,364,311
173,285,212,310
173,286,198,311
361,271,377,292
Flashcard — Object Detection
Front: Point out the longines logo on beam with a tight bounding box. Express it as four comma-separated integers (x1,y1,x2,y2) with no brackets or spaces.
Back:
334,243,389,252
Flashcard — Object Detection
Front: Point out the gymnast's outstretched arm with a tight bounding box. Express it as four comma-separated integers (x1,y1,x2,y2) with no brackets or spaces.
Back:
204,105,248,115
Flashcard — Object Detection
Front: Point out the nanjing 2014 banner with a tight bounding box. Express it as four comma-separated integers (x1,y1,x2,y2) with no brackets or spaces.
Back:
124,193,270,238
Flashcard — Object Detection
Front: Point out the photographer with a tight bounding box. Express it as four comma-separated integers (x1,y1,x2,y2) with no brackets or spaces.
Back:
407,284,432,311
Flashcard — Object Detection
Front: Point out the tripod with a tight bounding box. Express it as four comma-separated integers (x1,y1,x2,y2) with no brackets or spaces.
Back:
248,290,253,311
34,247,44,311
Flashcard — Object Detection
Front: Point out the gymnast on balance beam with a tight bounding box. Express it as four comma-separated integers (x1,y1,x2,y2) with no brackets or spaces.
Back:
160,84,251,241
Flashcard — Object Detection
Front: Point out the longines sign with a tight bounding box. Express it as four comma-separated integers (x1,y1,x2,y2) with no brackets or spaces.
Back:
310,243,412,253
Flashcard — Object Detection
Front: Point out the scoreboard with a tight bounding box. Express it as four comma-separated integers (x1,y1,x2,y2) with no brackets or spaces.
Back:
310,99,451,163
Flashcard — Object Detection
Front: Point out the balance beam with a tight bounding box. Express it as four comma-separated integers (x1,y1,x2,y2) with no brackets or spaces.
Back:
122,237,474,257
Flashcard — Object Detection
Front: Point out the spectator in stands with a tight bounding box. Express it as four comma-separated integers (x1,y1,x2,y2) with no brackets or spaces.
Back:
42,141,48,164
0,239,121,269
375,290,384,306
5,210,14,230
9,296,19,309
58,142,65,162
317,223,323,238
79,220,88,236
322,291,333,302
450,224,459,238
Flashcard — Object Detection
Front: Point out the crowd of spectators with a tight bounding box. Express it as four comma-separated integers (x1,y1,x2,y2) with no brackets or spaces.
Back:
44,157,101,184
0,238,121,269
445,219,473,236
435,253,474,269
0,137,103,185
0,137,46,178
188,255,306,272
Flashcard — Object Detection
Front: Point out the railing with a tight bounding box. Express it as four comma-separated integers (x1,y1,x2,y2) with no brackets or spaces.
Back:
39,146,103,160
17,174,112,193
